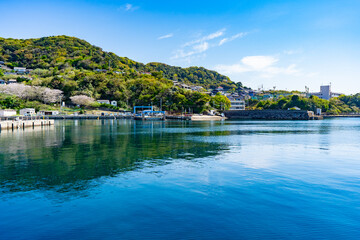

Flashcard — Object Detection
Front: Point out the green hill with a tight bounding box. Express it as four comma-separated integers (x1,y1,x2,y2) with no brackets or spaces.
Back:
0,35,237,89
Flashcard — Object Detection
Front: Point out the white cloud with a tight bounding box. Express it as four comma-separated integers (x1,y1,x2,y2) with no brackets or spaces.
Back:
119,3,139,11
172,29,247,63
183,29,225,47
283,49,302,55
193,42,209,52
158,33,174,40
219,32,247,46
242,56,278,69
215,55,300,77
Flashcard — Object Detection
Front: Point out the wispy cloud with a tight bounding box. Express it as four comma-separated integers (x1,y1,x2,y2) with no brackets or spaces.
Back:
119,3,139,12
172,29,247,63
158,33,174,40
219,32,247,46
182,29,226,47
215,55,299,77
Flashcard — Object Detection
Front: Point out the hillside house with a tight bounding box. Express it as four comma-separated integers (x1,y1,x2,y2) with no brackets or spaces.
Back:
97,100,110,105
111,100,117,107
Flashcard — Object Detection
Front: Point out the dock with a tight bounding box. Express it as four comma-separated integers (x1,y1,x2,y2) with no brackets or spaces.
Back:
0,119,54,131
166,115,225,121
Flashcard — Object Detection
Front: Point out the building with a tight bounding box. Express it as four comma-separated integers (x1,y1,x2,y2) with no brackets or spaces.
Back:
14,67,26,73
7,79,17,84
20,108,36,116
38,111,59,116
228,97,245,111
190,86,204,92
311,85,342,100
111,100,117,107
0,109,17,117
97,100,110,105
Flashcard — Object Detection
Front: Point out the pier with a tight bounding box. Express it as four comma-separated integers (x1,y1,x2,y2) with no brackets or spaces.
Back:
0,119,54,131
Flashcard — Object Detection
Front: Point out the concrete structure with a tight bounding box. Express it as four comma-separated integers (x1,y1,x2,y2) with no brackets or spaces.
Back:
224,110,320,120
0,109,17,117
0,119,54,131
20,108,36,116
38,111,59,116
229,98,245,111
111,100,117,107
311,85,342,100
97,100,110,105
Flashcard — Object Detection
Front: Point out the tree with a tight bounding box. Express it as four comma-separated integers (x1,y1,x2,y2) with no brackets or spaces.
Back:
70,95,95,106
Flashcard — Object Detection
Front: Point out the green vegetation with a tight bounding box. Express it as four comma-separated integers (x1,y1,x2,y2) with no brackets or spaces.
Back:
0,35,237,88
0,94,57,112
248,94,360,114
0,35,238,113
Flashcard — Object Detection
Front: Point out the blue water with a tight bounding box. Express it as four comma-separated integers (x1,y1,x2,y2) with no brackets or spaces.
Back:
0,119,360,239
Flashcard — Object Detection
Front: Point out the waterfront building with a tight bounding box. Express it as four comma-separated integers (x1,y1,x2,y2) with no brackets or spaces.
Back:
0,109,17,117
20,108,36,116
38,111,59,116
311,85,342,100
229,97,245,110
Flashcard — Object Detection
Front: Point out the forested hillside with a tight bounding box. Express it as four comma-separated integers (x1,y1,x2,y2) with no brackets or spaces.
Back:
0,36,233,113
0,35,236,88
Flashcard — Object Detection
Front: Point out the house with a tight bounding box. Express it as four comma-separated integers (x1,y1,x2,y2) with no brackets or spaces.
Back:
111,100,117,107
97,100,110,105
228,97,245,111
7,79,17,84
0,109,17,117
212,86,226,95
190,86,204,92
180,84,191,90
0,79,5,85
14,67,26,73
20,108,36,116
38,111,59,116
95,69,108,73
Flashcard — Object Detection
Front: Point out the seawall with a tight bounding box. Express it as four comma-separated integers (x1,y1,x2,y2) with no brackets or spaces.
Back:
224,110,318,120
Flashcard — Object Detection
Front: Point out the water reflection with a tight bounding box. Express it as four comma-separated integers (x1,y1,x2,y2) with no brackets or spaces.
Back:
0,120,228,194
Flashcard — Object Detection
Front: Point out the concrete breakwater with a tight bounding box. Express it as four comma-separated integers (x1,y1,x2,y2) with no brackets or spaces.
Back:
0,119,54,131
46,115,131,120
224,110,321,120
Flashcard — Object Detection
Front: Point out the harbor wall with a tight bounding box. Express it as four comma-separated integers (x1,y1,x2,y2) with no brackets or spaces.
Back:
224,110,316,120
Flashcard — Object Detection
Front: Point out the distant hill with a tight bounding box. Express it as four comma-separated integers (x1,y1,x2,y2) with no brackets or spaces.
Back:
0,35,238,89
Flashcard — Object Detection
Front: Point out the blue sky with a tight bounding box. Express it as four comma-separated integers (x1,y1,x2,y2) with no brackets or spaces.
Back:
1,0,360,93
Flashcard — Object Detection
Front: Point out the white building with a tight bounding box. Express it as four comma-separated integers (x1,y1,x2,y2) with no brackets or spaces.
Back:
111,100,117,107
311,85,342,100
97,100,110,105
229,98,245,110
14,67,26,73
0,109,17,117
38,111,59,116
20,108,36,116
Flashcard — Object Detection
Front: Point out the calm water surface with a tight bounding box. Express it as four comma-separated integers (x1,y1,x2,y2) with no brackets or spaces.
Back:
0,119,360,239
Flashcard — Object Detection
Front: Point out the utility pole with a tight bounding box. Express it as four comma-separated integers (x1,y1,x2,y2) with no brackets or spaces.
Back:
59,96,62,112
